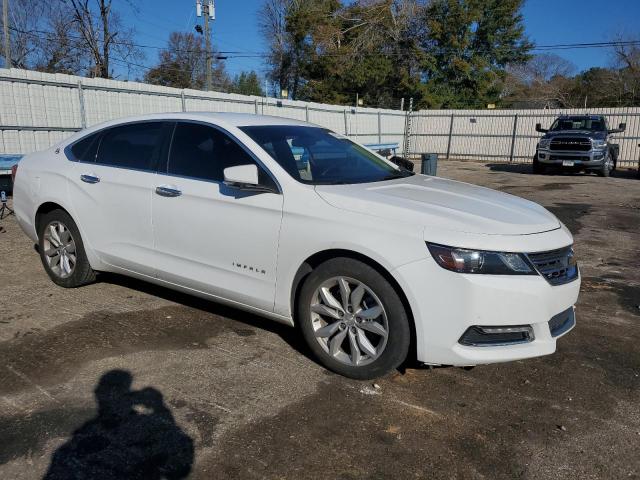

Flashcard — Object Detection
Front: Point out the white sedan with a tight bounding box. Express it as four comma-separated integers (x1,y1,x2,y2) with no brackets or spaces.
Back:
13,113,580,379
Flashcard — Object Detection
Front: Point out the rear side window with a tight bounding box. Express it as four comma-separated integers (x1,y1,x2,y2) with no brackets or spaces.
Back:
69,132,101,162
97,122,165,171
167,122,262,183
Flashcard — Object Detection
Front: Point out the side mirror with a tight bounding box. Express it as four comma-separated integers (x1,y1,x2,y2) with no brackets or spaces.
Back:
535,123,548,133
389,156,414,172
608,123,627,134
223,164,275,193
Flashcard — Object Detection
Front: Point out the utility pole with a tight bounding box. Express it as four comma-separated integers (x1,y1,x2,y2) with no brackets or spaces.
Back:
2,0,11,69
196,0,215,90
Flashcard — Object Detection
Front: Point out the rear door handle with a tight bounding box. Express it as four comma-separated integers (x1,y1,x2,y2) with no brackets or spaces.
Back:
80,174,100,184
155,185,182,197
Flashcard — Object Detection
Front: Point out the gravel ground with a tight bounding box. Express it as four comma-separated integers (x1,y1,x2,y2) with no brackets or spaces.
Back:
0,161,639,479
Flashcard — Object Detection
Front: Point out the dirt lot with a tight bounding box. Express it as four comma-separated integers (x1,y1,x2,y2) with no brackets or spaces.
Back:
1,161,639,479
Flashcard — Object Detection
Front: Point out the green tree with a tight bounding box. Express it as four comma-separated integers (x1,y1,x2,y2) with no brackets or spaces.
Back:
421,0,532,108
259,0,532,109
299,0,427,108
230,71,264,96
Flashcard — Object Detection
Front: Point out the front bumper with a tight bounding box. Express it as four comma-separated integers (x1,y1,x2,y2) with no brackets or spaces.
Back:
394,255,580,366
537,148,606,168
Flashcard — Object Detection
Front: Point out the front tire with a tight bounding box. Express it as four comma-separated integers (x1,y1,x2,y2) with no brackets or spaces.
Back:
297,258,411,379
598,153,613,177
533,155,545,174
38,209,96,288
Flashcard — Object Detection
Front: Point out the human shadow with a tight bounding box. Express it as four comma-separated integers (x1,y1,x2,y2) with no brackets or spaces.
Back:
44,370,194,480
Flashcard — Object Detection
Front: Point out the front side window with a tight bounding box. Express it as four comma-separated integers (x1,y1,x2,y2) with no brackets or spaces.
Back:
240,125,411,185
167,122,274,188
97,122,165,170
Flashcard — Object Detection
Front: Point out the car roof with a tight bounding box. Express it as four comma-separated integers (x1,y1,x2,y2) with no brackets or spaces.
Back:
89,112,315,129
557,114,604,119
58,112,323,150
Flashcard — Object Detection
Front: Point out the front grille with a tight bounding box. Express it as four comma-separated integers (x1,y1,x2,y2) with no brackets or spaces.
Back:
549,155,590,161
550,138,591,151
548,307,576,337
527,246,578,286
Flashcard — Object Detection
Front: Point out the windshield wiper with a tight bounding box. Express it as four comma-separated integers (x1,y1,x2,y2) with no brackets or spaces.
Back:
381,171,414,181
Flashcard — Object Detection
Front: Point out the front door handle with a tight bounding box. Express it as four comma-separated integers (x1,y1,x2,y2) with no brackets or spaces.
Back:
155,185,182,197
80,174,100,184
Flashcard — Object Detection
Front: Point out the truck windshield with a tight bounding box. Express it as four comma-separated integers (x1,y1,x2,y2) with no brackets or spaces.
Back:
239,125,413,185
550,117,605,131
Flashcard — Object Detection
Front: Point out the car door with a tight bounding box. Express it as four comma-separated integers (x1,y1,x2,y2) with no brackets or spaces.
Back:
68,121,171,276
151,121,284,312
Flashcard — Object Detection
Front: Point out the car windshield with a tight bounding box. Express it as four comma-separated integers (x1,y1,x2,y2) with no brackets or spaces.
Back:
239,125,413,185
550,117,605,131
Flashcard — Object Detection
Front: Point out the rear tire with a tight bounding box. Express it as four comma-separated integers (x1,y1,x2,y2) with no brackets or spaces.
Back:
38,209,95,288
297,258,411,379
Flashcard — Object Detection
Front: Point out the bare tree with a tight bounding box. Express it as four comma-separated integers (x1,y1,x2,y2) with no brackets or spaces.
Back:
1,0,41,68
144,31,229,91
259,0,328,99
503,54,577,107
258,0,296,96
66,0,142,78
611,35,640,105
1,0,90,73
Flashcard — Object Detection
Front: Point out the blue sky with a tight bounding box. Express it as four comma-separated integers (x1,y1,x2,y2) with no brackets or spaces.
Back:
118,0,640,82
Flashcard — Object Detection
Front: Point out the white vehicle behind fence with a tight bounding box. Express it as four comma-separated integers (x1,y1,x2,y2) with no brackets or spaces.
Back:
13,113,580,379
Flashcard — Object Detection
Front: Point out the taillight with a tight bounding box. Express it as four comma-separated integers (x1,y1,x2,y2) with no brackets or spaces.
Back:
11,164,18,184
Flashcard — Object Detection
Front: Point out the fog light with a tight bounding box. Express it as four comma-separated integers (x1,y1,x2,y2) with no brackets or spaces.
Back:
539,153,546,159
459,325,534,346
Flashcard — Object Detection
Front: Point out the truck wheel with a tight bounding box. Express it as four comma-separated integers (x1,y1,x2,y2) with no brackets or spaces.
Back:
598,153,613,177
297,258,411,379
533,156,545,174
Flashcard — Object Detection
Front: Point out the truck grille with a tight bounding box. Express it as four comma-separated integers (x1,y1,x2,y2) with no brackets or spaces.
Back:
527,246,578,286
550,138,591,151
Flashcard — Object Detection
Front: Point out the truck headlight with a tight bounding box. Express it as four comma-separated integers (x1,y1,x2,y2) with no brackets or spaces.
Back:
538,139,551,149
592,139,606,149
427,243,535,275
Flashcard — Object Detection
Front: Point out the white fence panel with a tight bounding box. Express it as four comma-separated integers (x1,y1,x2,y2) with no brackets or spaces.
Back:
1,68,639,167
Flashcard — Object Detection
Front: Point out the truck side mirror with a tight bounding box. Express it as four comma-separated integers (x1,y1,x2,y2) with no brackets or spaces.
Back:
609,123,626,134
535,123,548,133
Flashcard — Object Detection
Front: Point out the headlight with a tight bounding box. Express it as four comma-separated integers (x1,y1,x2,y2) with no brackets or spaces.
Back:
592,139,606,149
427,243,535,275
538,138,551,149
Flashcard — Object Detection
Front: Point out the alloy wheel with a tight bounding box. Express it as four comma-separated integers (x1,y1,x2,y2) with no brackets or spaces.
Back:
310,276,389,367
605,155,614,171
43,221,77,278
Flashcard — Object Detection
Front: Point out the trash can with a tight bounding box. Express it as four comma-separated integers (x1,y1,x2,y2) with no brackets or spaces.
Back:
421,153,438,176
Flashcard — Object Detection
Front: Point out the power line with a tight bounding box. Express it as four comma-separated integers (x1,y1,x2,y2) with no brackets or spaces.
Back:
7,26,256,55
12,25,640,59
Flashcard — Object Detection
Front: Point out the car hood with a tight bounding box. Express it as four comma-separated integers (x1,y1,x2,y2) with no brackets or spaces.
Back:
544,130,605,139
314,174,561,236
